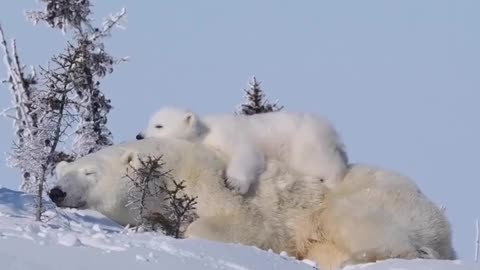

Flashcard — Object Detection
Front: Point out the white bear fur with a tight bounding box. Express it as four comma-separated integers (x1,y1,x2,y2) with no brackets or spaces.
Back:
53,139,455,269
294,164,456,269
54,138,326,254
139,107,348,194
54,138,243,226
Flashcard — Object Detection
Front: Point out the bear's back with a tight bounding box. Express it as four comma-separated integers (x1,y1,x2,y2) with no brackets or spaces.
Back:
331,164,455,259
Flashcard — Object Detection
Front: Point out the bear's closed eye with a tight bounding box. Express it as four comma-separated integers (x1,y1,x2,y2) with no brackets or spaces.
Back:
155,125,163,129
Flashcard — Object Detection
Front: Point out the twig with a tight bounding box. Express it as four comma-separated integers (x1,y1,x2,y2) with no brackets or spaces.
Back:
475,218,479,263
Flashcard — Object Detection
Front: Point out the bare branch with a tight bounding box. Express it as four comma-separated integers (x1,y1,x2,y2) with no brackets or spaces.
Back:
91,7,127,41
0,25,34,136
475,218,479,263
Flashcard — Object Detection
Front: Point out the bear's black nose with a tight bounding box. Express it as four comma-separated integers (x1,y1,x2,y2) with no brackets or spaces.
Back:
49,187,66,204
136,133,144,140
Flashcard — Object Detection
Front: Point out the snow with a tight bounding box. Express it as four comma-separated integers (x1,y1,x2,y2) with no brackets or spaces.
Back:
0,187,477,270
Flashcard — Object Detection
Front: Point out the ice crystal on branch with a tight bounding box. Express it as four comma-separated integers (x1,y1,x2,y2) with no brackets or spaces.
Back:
27,0,92,31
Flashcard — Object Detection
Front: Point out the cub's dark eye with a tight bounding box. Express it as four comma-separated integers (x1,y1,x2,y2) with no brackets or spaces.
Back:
155,125,163,129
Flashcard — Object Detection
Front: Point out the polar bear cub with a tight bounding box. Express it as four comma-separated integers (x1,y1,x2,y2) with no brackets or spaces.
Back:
137,107,348,194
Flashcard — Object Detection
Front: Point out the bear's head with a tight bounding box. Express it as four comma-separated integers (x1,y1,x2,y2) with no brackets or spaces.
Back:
136,107,204,141
50,160,100,209
50,149,168,225
49,149,148,210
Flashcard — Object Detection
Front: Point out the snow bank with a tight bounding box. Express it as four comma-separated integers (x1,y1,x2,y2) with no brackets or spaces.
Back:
0,188,477,270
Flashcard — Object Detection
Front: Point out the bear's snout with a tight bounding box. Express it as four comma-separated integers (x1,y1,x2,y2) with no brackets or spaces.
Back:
49,186,67,205
136,133,145,140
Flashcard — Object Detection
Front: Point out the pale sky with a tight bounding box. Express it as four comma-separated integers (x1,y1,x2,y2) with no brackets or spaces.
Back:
0,0,479,260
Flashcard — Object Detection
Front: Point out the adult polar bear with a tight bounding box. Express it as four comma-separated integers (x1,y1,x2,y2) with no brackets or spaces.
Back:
51,138,326,253
136,107,348,194
50,139,455,269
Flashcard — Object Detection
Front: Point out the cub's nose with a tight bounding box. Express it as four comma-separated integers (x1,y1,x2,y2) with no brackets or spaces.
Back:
136,133,145,140
49,186,66,204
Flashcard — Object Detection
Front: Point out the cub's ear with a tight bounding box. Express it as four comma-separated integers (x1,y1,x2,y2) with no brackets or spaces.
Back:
185,113,197,126
55,161,70,178
121,150,141,168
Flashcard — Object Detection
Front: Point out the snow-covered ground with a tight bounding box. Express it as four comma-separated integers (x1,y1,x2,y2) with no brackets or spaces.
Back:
0,188,477,270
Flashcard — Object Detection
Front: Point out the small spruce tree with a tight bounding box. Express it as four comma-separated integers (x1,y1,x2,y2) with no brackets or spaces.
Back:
236,76,283,115
125,155,168,232
159,179,198,238
125,154,198,238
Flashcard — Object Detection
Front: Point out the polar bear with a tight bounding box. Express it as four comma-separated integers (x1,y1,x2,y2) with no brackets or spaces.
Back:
50,138,455,269
50,138,244,226
50,138,327,254
294,165,456,269
136,107,348,194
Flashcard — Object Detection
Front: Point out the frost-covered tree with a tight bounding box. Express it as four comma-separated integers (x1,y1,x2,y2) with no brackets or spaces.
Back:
1,1,126,221
236,76,283,115
125,154,197,238
0,26,76,220
28,0,126,157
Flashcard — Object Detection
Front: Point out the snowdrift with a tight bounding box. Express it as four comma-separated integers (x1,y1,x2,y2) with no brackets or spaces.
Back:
0,188,476,270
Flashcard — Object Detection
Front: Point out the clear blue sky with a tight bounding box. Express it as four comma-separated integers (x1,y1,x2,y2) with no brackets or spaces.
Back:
0,0,479,261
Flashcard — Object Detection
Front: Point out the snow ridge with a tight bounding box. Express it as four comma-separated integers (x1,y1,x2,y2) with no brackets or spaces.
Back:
0,188,477,270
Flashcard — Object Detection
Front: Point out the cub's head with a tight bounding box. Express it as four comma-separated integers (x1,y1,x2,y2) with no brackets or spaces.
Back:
136,107,202,141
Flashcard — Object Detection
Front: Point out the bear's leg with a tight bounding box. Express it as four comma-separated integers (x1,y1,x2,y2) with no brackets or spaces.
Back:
303,242,350,270
185,216,234,242
185,215,269,248
343,247,419,267
226,146,265,194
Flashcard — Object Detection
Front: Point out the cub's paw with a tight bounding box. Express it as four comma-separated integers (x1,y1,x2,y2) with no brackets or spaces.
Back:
224,175,250,195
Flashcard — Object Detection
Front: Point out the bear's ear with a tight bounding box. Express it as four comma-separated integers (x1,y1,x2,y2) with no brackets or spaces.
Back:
185,113,197,126
121,150,141,168
55,161,70,178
